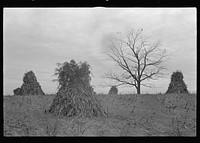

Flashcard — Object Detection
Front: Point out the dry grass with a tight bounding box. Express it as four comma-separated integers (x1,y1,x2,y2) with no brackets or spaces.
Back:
3,93,196,136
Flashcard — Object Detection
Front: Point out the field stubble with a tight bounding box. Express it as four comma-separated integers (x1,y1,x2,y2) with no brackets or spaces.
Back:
3,93,196,136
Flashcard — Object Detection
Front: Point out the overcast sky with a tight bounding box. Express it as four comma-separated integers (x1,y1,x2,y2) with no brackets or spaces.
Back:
3,8,196,95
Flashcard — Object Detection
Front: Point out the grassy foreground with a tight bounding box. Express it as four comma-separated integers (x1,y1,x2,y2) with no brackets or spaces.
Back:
3,93,196,136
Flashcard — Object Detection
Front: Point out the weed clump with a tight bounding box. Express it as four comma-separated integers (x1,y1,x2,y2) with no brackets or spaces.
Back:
166,70,188,94
13,71,45,95
48,60,106,118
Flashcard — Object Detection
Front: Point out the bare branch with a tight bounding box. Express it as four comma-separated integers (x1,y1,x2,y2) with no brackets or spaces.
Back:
104,72,137,87
108,40,138,81
140,42,167,76
140,83,154,88
140,66,166,82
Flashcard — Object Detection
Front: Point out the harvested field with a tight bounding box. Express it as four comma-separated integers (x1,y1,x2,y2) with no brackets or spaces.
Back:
3,93,196,136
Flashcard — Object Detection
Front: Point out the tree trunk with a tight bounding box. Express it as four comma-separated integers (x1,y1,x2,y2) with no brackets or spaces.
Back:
137,82,141,94
137,60,141,94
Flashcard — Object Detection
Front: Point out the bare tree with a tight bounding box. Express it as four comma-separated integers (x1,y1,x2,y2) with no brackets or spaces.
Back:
105,28,168,94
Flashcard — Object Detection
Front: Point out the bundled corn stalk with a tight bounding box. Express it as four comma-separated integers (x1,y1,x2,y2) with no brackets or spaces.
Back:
166,70,188,94
13,71,45,95
48,60,106,118
108,86,118,95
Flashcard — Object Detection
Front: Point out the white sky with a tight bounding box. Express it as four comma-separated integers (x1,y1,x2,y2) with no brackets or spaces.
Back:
3,8,196,95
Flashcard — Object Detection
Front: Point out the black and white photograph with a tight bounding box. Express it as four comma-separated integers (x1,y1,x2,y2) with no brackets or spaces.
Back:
3,8,196,136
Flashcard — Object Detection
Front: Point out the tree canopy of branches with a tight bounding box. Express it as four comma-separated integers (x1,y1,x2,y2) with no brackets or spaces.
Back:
105,28,168,94
13,71,45,95
48,60,106,118
166,70,188,94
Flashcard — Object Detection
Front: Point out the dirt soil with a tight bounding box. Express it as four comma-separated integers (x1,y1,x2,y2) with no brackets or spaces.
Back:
3,93,196,136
